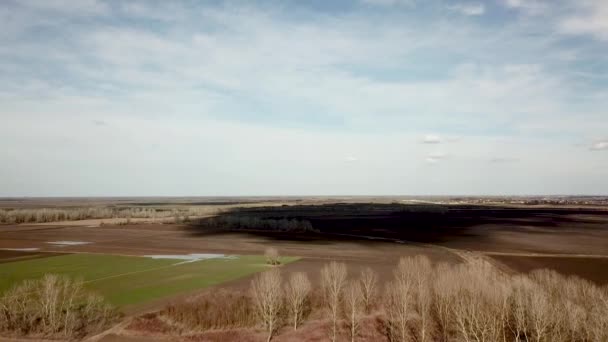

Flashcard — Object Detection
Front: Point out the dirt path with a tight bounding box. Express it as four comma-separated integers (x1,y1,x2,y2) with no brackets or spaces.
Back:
480,251,608,258
330,232,522,275
85,317,135,342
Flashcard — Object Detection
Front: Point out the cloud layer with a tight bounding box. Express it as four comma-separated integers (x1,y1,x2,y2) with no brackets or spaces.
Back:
0,0,607,195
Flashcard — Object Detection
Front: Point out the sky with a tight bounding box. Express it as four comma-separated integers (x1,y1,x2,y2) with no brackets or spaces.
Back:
1,0,607,196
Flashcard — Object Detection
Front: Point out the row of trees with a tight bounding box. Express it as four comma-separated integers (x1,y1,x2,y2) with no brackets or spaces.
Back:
154,254,608,341
0,274,118,339
248,256,608,342
0,206,219,224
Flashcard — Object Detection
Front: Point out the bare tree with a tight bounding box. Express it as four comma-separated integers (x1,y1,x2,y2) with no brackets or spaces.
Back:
450,263,507,342
359,267,378,313
528,287,551,342
344,281,364,342
510,276,530,341
432,262,457,342
590,288,608,341
285,272,311,330
321,261,348,342
251,269,283,342
265,247,280,265
384,279,412,342
401,256,433,342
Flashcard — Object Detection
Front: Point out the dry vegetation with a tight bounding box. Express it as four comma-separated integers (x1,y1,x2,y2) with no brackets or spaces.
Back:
251,269,284,341
285,272,311,331
0,206,218,224
344,281,364,342
0,274,118,340
142,255,608,341
321,261,348,342
265,247,281,266
162,291,256,331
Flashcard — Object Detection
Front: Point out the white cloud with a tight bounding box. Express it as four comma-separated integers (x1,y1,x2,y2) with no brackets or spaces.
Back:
360,0,416,6
2,4,601,137
489,157,520,163
422,134,442,144
504,0,608,41
1,1,608,195
505,0,526,7
559,1,608,40
590,140,608,151
118,2,188,22
448,3,485,16
19,0,108,15
425,152,447,163
503,0,547,14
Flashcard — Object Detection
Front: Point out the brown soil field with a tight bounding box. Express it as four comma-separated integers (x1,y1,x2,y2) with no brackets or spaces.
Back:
3,202,608,285
489,254,608,285
0,250,63,264
190,203,608,248
0,224,460,274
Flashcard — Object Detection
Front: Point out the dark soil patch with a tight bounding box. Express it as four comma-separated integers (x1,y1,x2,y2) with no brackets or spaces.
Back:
490,255,608,285
0,250,64,264
187,203,608,255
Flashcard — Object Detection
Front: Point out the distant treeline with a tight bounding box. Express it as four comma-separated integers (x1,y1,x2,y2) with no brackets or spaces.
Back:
195,215,318,233
231,203,450,215
0,202,452,225
0,206,217,224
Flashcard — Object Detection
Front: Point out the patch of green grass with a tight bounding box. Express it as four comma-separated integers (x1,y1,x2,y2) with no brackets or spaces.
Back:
0,253,298,307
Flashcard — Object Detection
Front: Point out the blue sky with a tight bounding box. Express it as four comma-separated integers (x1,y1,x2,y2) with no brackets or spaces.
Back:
1,0,607,196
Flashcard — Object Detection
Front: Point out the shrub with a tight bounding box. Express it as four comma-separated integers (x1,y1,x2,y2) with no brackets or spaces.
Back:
265,247,280,265
162,291,256,331
0,274,118,339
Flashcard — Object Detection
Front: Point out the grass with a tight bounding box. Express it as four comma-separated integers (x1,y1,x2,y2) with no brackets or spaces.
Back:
0,253,298,307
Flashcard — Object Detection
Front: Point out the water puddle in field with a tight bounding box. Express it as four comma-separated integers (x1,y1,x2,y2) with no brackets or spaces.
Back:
0,247,40,251
46,241,92,247
144,253,237,264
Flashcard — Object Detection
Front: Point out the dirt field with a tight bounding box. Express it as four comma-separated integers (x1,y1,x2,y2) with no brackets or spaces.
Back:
0,224,460,280
3,203,608,286
0,249,63,264
489,254,608,285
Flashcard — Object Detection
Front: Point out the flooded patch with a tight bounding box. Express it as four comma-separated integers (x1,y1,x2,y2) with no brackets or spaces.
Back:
0,247,40,251
144,253,237,263
46,241,92,246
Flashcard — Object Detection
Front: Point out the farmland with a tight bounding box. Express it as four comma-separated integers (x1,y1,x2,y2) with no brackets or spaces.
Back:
1,197,608,341
0,252,297,308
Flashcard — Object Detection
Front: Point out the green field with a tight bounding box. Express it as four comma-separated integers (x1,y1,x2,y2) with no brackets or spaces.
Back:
0,253,298,307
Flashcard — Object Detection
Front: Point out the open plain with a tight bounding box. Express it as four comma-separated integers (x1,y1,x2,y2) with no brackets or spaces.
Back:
1,197,608,341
